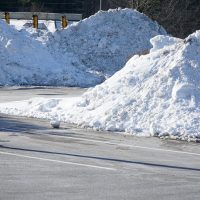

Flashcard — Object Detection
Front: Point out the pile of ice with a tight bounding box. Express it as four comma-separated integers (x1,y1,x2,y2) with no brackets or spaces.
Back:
47,8,166,77
0,19,101,86
1,31,200,141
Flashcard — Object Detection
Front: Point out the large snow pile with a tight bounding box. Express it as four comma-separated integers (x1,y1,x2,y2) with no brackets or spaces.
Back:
1,31,200,141
62,31,200,140
0,19,101,86
0,8,166,87
47,8,166,77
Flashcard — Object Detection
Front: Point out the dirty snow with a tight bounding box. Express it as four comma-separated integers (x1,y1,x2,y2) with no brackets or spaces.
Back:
1,31,200,141
48,8,166,77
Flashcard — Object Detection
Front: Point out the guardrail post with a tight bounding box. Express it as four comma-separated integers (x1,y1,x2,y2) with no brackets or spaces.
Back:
32,14,38,29
61,16,68,29
5,12,10,24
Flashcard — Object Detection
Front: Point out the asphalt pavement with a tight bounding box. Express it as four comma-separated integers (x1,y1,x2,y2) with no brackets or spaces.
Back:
0,87,200,200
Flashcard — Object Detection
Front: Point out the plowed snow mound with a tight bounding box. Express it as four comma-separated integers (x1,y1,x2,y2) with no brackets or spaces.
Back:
0,20,102,86
61,31,200,140
48,8,166,78
0,9,166,86
1,31,200,141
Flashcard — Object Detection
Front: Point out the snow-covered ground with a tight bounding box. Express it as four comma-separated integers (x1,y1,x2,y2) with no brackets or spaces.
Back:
0,8,166,87
1,31,200,141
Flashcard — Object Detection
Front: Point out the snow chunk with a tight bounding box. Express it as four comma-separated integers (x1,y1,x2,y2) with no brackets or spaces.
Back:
50,118,60,128
150,35,182,52
171,81,197,102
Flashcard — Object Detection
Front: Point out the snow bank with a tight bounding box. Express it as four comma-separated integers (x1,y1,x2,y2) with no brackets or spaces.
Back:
62,31,200,140
0,19,101,86
1,31,200,141
47,8,166,77
0,9,166,87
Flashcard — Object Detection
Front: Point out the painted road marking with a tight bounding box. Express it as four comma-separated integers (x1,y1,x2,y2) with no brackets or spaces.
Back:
53,135,200,157
0,150,116,171
1,127,200,157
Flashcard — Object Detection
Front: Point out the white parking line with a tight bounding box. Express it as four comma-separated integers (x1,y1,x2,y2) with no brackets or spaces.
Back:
0,151,116,171
58,136,200,157
1,127,200,157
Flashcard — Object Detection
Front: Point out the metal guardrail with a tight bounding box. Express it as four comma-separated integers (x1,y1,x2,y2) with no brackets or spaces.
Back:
0,12,82,21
